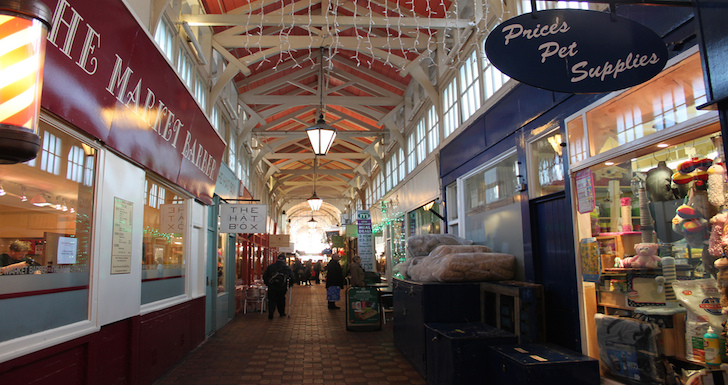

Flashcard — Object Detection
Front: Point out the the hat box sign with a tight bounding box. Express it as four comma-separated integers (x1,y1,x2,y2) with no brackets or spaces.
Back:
485,9,669,94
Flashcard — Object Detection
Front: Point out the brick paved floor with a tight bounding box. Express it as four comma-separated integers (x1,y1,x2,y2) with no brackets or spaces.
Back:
154,283,426,385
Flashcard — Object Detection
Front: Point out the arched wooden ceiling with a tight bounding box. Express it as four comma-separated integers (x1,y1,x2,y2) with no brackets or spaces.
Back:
185,0,491,218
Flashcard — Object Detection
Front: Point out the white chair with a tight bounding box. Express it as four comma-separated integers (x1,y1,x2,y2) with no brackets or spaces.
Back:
244,286,267,314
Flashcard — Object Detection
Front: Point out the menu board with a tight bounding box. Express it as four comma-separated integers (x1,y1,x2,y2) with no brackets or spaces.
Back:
111,198,134,274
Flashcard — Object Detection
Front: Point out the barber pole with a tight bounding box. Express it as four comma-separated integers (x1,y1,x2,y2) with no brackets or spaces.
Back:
0,0,51,164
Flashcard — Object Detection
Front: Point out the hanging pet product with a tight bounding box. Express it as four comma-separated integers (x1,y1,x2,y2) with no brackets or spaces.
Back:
672,157,717,277
631,173,655,243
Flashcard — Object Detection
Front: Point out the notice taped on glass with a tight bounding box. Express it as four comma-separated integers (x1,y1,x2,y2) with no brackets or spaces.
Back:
575,169,596,214
111,197,133,274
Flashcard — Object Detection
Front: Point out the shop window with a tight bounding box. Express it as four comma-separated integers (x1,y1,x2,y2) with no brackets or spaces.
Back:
460,150,523,258
217,233,226,293
142,177,186,304
446,182,458,222
529,129,566,198
567,53,707,160
0,119,96,343
577,128,721,247
465,151,519,215
446,182,459,236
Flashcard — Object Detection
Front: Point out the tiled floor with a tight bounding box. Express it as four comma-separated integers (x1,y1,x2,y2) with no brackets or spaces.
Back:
154,283,426,385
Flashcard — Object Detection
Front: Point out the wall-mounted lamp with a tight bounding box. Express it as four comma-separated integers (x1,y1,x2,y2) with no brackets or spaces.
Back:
0,0,52,164
423,199,445,221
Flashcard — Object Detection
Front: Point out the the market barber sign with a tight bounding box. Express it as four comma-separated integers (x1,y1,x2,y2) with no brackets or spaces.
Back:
485,9,669,94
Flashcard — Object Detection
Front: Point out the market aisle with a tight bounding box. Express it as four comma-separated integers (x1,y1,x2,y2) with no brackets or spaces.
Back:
154,283,425,385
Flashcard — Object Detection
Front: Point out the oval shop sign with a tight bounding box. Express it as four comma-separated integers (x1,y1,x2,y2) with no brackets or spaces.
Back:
485,9,669,94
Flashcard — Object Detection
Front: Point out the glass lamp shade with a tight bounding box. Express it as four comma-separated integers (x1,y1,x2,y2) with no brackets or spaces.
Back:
0,0,51,164
307,217,317,229
305,116,337,155
307,191,323,211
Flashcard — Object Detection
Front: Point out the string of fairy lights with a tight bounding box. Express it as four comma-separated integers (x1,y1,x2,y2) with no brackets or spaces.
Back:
236,0,494,73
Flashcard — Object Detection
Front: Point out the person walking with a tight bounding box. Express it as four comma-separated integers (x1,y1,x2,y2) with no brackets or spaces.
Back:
263,253,295,319
303,260,313,286
324,253,345,309
293,258,304,285
349,255,365,287
313,260,322,284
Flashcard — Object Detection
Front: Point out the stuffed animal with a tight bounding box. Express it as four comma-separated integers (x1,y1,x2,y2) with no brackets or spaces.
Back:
619,243,661,269
709,212,727,257
708,162,726,207
714,257,728,314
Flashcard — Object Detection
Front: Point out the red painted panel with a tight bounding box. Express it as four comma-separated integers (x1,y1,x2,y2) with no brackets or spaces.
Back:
0,298,205,385
40,0,225,202
0,344,87,385
137,298,206,385
87,320,132,385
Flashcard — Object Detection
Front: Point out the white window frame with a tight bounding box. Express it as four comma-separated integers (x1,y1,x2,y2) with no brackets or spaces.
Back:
442,77,459,137
460,50,481,123
427,105,439,154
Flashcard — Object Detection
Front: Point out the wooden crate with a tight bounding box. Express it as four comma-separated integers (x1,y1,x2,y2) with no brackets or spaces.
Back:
480,281,546,344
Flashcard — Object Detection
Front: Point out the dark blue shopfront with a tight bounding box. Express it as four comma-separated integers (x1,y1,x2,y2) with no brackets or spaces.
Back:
438,4,702,353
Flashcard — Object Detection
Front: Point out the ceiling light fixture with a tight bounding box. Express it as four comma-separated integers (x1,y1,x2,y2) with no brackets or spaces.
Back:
306,47,337,156
29,192,46,207
308,214,317,229
308,155,323,211
0,0,52,164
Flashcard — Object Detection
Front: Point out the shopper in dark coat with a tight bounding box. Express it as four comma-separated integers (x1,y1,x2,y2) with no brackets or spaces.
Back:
293,258,304,285
324,253,345,309
313,260,323,284
263,253,295,319
303,260,313,286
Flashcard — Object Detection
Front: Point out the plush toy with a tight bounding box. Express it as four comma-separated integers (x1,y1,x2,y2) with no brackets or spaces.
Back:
708,163,726,207
673,157,712,191
709,212,727,257
672,206,710,249
619,243,661,268
714,257,728,314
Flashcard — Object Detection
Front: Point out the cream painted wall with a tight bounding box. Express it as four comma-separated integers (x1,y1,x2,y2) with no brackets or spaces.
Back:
371,158,440,222
93,151,145,327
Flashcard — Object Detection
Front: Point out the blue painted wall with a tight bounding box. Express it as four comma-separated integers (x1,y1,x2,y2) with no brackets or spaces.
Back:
439,4,700,351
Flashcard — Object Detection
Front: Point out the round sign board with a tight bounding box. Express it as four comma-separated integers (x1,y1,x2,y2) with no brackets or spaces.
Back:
485,9,669,94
